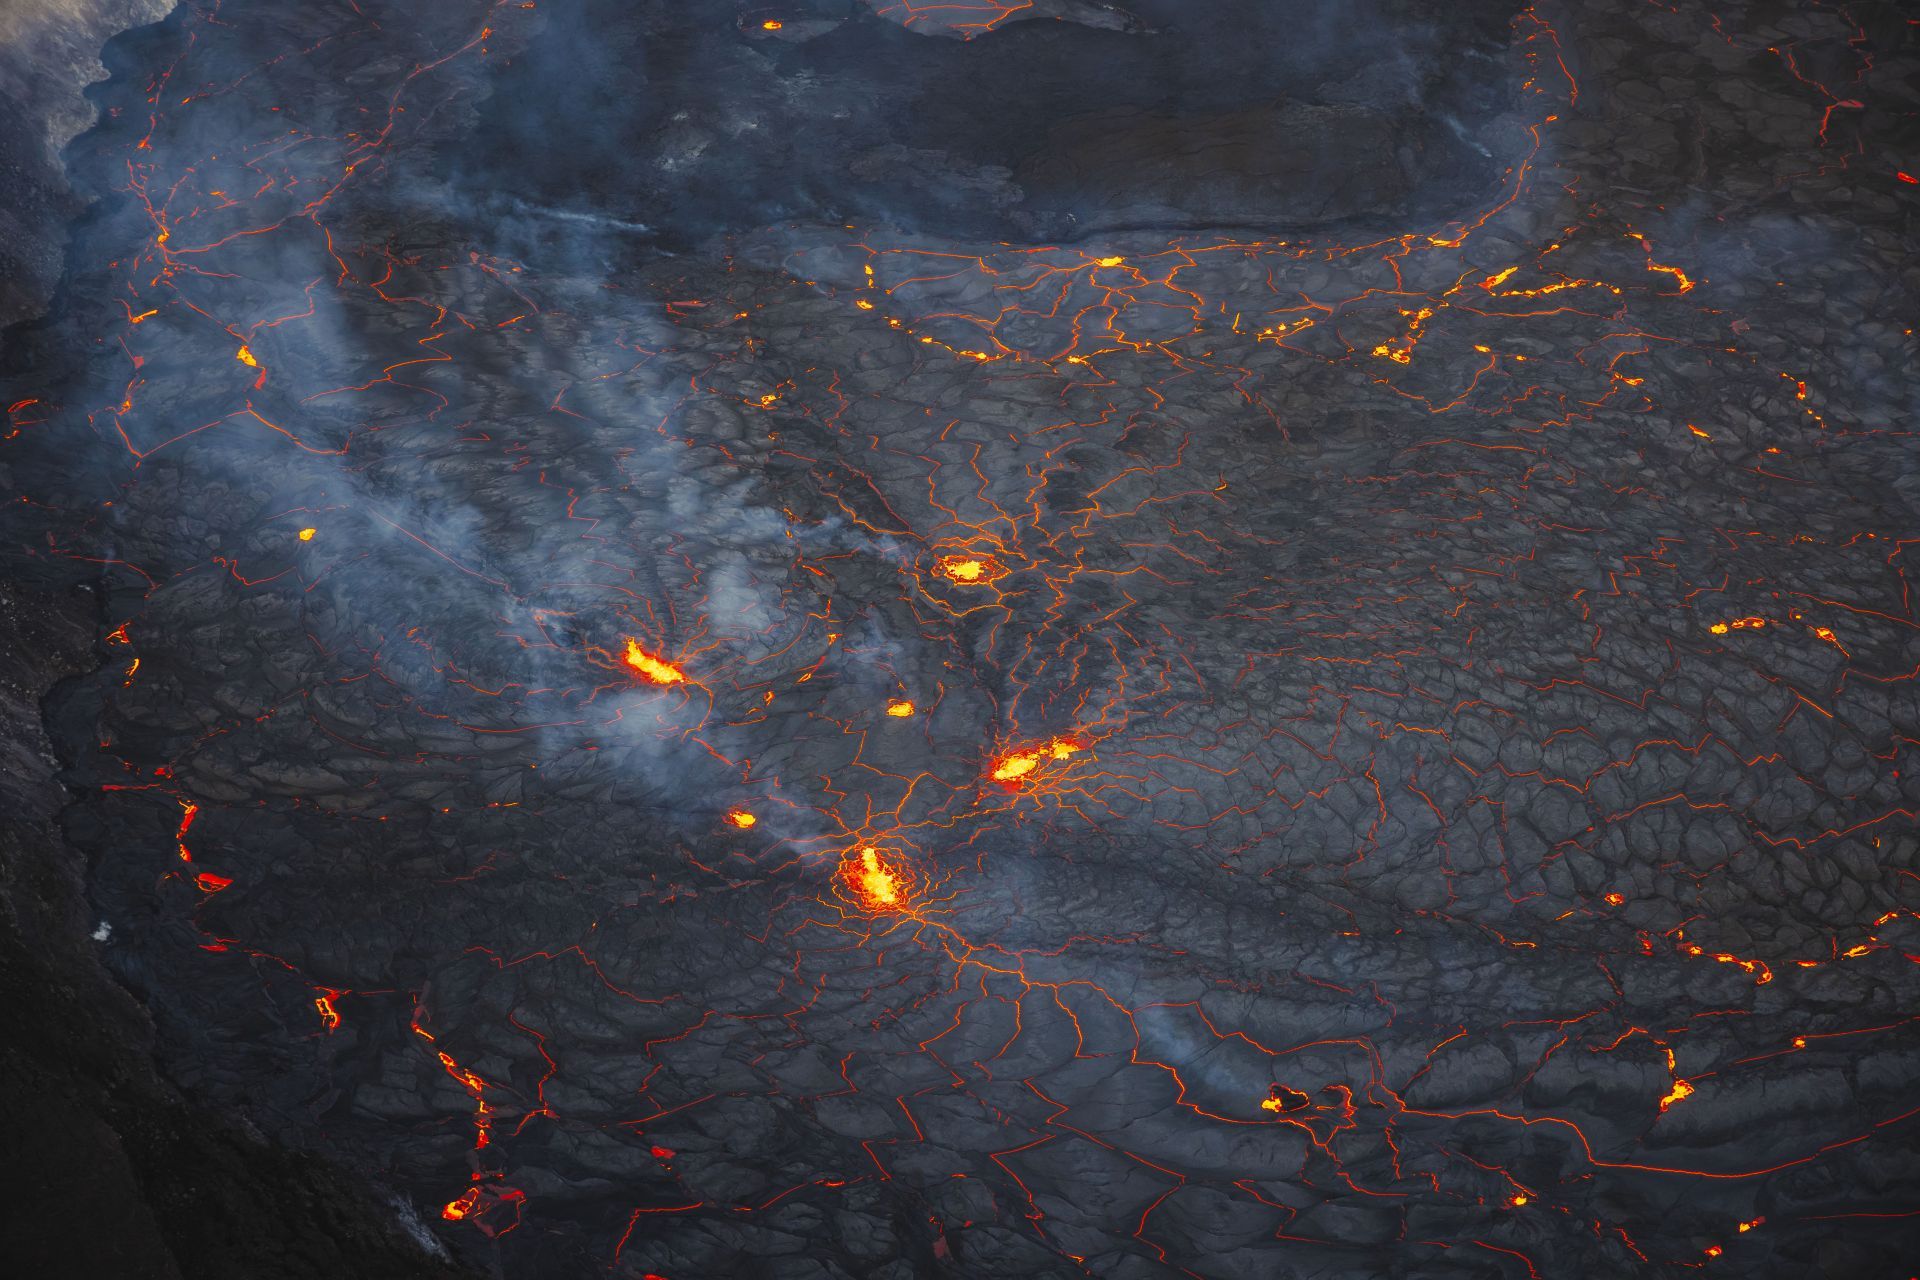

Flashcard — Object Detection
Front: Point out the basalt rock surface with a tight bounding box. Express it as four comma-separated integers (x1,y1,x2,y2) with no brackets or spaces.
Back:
0,0,175,329
2,1,1919,1278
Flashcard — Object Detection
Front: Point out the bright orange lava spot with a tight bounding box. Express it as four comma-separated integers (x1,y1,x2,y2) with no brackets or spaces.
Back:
297,526,316,541
885,698,915,718
849,846,901,909
935,553,1009,585
235,344,258,367
860,848,896,904
442,1188,480,1221
1658,1077,1695,1111
1259,1096,1283,1113
315,994,340,1031
1604,892,1625,906
724,809,757,829
762,18,782,29
622,638,687,685
990,735,1082,786
1094,256,1125,267
933,553,1010,586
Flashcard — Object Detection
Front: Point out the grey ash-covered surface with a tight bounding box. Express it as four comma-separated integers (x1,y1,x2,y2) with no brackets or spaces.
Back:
2,1,1919,1277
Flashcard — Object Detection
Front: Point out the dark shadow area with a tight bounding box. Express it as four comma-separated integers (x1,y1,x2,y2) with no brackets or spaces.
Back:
452,0,1521,249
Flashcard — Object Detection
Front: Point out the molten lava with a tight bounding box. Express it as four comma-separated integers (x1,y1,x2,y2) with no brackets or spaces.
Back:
885,698,915,718
935,554,1008,586
990,734,1083,786
442,1188,480,1222
725,809,757,829
838,844,911,914
623,638,687,685
858,848,898,905
1659,1077,1695,1111
1262,1083,1310,1114
1708,616,1766,635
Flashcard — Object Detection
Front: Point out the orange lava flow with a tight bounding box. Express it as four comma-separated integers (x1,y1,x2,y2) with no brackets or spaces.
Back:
724,809,757,829
622,638,687,685
884,698,915,718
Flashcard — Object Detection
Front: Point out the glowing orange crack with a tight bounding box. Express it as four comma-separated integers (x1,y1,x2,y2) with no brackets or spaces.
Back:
1657,1047,1694,1111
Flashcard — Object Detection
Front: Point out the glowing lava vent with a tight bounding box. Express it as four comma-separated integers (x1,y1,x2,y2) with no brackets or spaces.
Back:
836,844,915,915
989,734,1084,788
935,554,1008,586
622,638,688,686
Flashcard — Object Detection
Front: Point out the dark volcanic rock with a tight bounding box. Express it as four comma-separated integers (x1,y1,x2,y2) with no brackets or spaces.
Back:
452,0,1517,248
0,0,174,332
2,0,1919,1277
0,574,474,1279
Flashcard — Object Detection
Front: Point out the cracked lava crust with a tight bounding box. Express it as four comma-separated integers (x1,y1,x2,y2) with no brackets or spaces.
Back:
2,0,1919,1276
